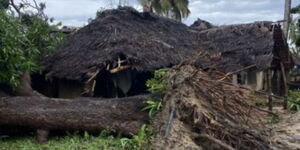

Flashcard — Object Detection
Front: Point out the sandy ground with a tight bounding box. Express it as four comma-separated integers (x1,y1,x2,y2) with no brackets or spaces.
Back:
271,108,300,150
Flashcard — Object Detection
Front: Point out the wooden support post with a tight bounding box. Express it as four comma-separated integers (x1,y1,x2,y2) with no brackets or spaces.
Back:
267,70,273,111
280,62,288,109
36,129,49,144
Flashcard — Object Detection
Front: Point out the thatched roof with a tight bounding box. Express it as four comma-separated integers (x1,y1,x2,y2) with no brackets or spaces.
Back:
44,7,293,81
190,18,216,31
192,21,293,72
43,7,200,81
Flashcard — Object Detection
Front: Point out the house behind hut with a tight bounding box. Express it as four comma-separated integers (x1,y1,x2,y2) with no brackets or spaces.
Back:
191,21,294,96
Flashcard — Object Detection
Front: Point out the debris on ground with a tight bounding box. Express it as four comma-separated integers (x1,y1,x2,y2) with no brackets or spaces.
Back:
151,65,271,150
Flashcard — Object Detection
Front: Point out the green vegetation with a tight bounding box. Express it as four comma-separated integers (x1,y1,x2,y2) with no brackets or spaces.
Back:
287,90,300,111
0,0,9,9
0,2,63,89
143,98,162,119
144,68,168,119
138,0,190,21
0,69,169,149
266,111,280,124
0,127,150,150
255,101,268,107
0,10,33,88
146,68,168,94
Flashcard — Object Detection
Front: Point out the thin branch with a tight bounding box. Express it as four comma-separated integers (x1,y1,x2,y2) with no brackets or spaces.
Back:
9,0,21,17
197,134,235,150
219,64,257,81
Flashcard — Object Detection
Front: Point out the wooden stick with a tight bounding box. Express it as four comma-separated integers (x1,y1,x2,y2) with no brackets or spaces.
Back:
109,65,132,74
86,69,100,83
280,62,288,109
219,64,256,81
197,134,235,150
205,77,300,106
267,70,273,111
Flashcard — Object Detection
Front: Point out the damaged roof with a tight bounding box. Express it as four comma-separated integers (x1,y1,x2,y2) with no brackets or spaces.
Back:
191,21,293,72
43,7,200,81
44,7,293,82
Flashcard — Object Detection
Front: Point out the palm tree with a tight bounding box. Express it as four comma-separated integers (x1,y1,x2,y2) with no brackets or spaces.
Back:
138,0,190,21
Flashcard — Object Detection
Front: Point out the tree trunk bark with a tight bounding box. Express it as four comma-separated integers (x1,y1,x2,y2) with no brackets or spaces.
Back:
0,95,149,136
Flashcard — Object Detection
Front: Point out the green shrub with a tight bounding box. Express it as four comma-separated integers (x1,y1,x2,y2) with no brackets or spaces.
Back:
287,90,300,111
0,126,150,150
143,98,162,119
146,68,168,94
143,68,168,119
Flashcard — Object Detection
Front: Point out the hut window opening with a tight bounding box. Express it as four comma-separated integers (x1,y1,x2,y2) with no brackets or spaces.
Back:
247,71,257,85
93,54,153,98
237,72,247,84
93,69,153,98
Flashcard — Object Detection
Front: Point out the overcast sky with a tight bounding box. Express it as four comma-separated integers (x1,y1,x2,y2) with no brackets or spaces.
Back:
30,0,300,27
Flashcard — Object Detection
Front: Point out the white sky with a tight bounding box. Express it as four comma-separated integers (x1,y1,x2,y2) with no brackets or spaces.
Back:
21,0,300,27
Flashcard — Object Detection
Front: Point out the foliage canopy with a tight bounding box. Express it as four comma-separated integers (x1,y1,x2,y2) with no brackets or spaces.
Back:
138,0,190,21
0,10,63,88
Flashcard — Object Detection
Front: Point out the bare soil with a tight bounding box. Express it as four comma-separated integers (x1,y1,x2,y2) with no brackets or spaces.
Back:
270,108,300,150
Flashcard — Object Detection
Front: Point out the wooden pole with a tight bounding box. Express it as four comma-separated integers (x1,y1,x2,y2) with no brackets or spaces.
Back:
267,70,273,111
283,0,291,38
280,62,288,109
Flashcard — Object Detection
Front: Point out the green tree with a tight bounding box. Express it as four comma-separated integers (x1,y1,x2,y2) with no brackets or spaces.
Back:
0,10,34,87
0,0,9,9
0,1,63,89
138,0,190,21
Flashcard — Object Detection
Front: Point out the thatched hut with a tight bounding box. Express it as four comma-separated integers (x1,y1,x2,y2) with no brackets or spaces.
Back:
38,7,293,98
192,21,294,95
38,7,201,98
190,18,216,31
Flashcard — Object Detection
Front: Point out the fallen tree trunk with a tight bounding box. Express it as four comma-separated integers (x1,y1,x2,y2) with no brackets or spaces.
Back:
0,95,149,137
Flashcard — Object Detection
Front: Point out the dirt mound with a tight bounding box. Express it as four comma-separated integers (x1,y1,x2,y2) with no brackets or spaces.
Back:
152,65,271,150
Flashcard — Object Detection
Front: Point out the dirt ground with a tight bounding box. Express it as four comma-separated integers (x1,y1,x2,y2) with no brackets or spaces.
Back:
270,107,300,150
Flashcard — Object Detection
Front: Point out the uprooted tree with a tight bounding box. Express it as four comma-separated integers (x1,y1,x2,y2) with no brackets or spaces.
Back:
0,95,149,143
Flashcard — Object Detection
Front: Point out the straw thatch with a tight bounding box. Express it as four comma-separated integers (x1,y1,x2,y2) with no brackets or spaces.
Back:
152,65,271,150
43,7,200,81
191,21,293,73
44,7,293,82
190,18,216,31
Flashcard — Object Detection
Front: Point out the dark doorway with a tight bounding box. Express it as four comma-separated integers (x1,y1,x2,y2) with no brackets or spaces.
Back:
93,69,153,98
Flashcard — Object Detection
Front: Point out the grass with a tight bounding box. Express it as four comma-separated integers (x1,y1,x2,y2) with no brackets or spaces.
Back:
0,135,127,150
0,126,150,150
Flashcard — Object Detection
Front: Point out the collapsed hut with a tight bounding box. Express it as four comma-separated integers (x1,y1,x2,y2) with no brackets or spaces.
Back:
191,21,294,96
152,65,272,150
38,7,201,98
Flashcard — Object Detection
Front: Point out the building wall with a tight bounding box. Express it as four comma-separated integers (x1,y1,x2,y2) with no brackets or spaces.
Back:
256,71,264,91
232,71,265,91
